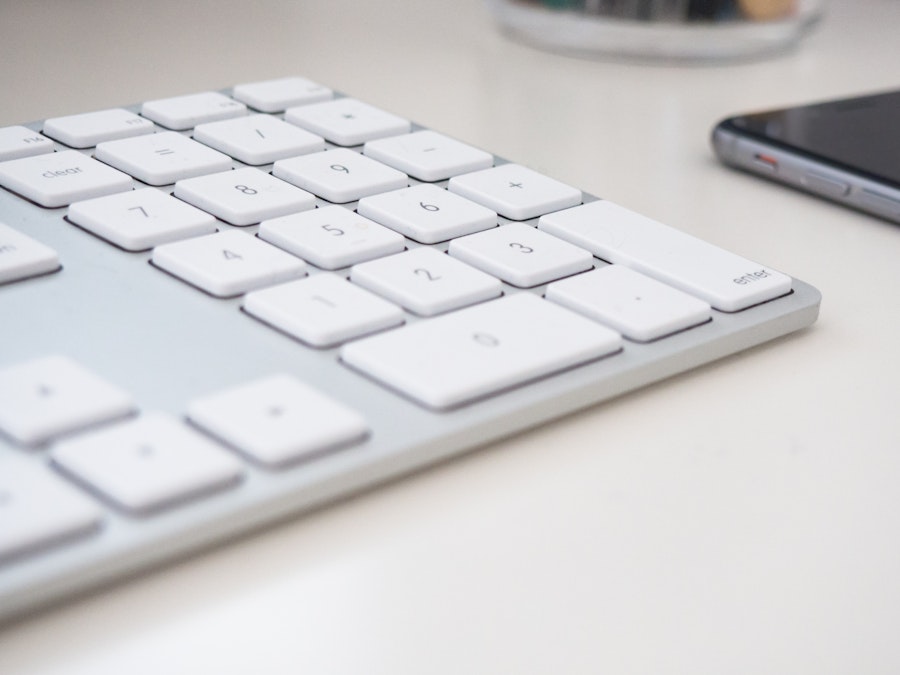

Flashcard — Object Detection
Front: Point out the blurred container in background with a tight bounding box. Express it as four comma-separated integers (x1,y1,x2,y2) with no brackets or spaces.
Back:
484,0,825,61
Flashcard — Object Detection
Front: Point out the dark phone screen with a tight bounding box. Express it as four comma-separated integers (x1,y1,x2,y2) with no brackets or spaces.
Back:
726,90,900,188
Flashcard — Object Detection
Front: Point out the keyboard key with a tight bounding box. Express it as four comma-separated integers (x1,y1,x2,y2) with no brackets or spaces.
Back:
0,222,60,284
273,148,407,203
363,130,493,182
538,200,793,312
52,413,243,514
0,457,102,561
42,108,155,148
192,114,325,165
351,247,502,316
0,355,135,446
448,163,582,221
95,131,232,186
174,167,316,226
0,125,54,162
67,188,217,251
259,205,405,270
546,265,712,341
140,91,246,131
152,229,307,297
232,77,333,113
449,222,593,288
0,150,133,208
285,98,410,146
188,374,368,467
341,293,622,409
357,183,497,244
244,272,404,347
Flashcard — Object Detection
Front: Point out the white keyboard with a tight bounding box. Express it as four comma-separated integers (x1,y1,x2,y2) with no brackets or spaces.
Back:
0,77,820,622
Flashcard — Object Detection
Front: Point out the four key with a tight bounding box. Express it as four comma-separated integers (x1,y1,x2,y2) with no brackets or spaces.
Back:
152,229,307,297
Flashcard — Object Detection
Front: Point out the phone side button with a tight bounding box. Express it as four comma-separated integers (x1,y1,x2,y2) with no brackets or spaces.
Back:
859,189,900,217
802,171,850,198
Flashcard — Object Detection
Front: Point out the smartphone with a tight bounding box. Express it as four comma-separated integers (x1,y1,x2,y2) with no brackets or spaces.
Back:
712,89,900,224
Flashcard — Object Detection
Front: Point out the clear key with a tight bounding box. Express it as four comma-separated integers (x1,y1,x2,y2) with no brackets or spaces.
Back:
0,150,132,208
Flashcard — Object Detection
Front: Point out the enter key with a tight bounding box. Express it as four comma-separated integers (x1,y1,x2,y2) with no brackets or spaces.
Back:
539,200,792,312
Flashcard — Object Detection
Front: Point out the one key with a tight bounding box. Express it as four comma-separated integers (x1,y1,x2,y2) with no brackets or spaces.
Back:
231,77,333,113
95,131,232,186
259,205,405,270
0,125,54,162
152,229,307,297
538,200,793,312
193,114,325,165
174,167,316,226
0,150,132,208
546,265,712,342
187,374,368,468
0,222,61,284
341,293,622,409
448,164,582,221
351,247,502,316
52,412,243,514
285,98,410,147
0,457,102,561
42,108,155,148
244,272,404,348
357,183,497,244
140,91,247,131
0,355,136,446
273,148,407,203
448,222,593,287
67,188,217,251
364,130,494,182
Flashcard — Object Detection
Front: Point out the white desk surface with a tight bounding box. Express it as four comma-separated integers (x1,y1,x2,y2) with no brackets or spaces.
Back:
1,1,899,673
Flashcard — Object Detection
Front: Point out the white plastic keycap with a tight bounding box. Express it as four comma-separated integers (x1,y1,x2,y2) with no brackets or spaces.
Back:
52,413,243,514
232,77,333,113
42,108,155,148
273,148,407,203
244,272,404,347
0,355,136,446
0,125,54,162
140,91,247,131
449,222,593,287
0,457,103,561
259,206,405,270
285,98,410,147
538,200,793,312
448,163,582,221
193,114,325,165
357,183,497,244
188,374,368,467
364,130,493,182
67,188,218,251
546,265,712,341
341,293,622,409
351,247,502,316
0,222,60,284
95,131,232,186
0,150,133,208
152,230,307,297
174,167,316,226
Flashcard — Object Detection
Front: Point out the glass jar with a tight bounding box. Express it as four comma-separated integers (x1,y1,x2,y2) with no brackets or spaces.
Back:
484,0,825,62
